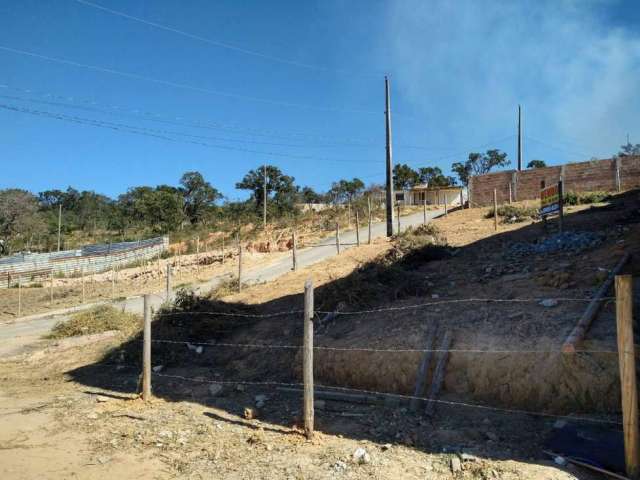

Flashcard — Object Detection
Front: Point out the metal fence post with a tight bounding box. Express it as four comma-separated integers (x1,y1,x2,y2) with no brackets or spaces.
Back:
303,279,314,439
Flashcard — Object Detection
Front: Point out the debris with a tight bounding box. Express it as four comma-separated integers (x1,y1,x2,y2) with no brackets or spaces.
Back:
96,395,109,403
352,447,371,464
509,231,603,257
186,343,204,354
333,460,348,472
255,394,268,403
381,443,392,451
152,365,164,373
539,299,558,308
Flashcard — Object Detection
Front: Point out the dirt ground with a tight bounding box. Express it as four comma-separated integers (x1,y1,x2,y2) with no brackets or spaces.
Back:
1,338,593,479
2,192,638,478
0,248,291,323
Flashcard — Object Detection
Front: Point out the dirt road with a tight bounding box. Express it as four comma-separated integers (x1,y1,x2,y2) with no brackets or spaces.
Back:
0,209,443,356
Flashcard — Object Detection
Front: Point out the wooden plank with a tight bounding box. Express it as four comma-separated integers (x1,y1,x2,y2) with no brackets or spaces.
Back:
616,275,639,479
562,253,631,353
410,326,436,412
425,331,452,417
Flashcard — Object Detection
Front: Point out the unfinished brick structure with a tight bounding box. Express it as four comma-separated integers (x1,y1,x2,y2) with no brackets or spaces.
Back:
468,156,640,206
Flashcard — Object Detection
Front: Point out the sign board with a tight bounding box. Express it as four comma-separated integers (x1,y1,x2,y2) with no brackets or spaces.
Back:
540,184,560,216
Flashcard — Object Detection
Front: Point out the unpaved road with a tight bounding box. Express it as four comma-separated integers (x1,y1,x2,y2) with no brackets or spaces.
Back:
0,209,442,357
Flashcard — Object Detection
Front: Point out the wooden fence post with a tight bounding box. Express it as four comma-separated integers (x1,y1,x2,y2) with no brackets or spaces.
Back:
221,236,225,266
396,203,401,234
292,231,298,271
423,198,427,225
493,189,498,231
50,270,54,305
508,183,513,204
367,197,372,245
459,189,464,209
303,279,314,439
444,198,448,216
17,277,22,317
237,235,243,292
196,236,200,273
81,267,86,303
616,275,639,479
142,294,152,401
111,267,116,300
335,223,340,254
558,180,564,234
166,263,172,300
355,210,360,247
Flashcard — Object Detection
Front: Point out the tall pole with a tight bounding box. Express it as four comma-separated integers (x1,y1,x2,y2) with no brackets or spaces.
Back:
517,104,522,171
263,164,267,229
57,203,62,252
385,76,395,237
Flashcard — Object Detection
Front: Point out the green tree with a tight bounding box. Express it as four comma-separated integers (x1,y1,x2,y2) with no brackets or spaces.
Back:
527,159,547,169
0,189,46,252
299,186,324,203
452,149,509,186
418,167,455,187
617,141,640,157
392,164,420,189
179,171,221,224
235,165,297,216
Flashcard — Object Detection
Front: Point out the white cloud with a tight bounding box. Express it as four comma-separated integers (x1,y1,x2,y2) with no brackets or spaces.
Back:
383,0,640,160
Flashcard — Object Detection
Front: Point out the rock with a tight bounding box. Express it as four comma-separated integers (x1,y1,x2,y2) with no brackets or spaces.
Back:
333,460,347,472
255,394,268,403
186,343,204,354
96,395,109,403
460,452,479,462
381,443,392,451
244,407,258,420
431,294,440,299
484,431,498,441
86,412,99,420
256,400,265,409
450,456,462,472
152,365,164,373
353,447,371,464
554,456,567,466
539,299,558,308
208,383,223,397
235,384,245,392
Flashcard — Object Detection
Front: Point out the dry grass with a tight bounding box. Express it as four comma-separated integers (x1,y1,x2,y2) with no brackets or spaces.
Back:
47,306,141,339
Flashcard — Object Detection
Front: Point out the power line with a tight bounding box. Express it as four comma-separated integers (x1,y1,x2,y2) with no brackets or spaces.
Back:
0,102,381,165
524,135,590,159
73,0,383,77
0,45,379,115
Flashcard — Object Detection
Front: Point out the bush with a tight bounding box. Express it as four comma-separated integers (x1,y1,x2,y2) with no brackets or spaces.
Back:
48,305,141,339
563,191,610,206
485,205,538,223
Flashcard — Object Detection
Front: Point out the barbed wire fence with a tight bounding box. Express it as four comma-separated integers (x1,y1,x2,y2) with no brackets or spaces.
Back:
119,274,638,474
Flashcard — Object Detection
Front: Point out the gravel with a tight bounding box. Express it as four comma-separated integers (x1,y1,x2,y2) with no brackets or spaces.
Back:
508,231,603,257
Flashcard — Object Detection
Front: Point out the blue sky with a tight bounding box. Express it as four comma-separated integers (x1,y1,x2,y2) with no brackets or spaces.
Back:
1,0,639,200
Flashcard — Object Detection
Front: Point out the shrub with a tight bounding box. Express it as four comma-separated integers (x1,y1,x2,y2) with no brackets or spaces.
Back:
485,205,538,223
563,191,610,206
48,305,141,339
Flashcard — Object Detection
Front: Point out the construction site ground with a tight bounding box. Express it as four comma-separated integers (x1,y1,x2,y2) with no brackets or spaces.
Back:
2,191,639,479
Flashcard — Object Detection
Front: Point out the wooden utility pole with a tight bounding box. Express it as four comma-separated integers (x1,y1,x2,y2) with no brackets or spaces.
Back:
142,294,152,401
57,203,62,251
517,105,522,171
263,164,267,229
616,275,639,479
384,76,395,237
355,210,360,246
303,279,314,439
367,196,372,245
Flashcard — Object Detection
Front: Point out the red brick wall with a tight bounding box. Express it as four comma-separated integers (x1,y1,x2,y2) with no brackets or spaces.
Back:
469,156,640,206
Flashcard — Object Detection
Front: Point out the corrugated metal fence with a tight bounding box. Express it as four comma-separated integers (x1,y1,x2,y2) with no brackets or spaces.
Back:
0,236,169,287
